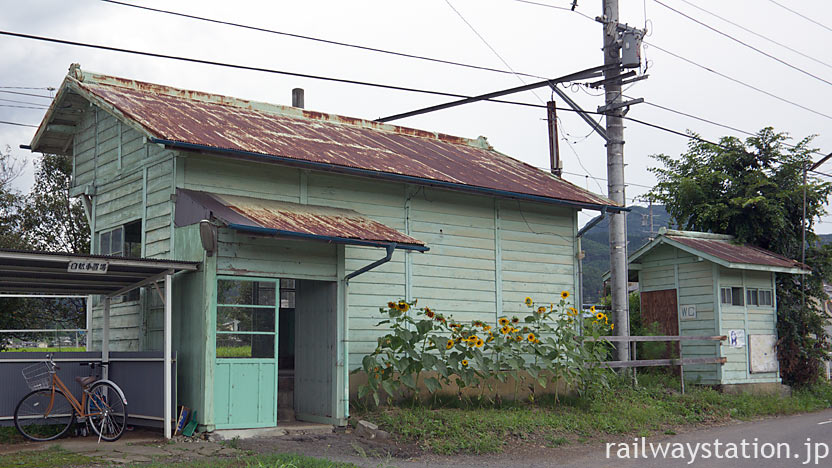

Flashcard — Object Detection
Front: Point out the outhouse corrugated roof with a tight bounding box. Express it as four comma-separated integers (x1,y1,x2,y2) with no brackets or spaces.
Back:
631,229,809,274
31,65,619,212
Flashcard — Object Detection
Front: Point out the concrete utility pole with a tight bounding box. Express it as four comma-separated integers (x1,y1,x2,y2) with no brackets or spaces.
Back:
602,0,630,361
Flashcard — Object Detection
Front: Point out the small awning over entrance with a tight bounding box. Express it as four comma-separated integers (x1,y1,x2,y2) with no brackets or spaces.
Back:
175,188,429,252
0,249,199,295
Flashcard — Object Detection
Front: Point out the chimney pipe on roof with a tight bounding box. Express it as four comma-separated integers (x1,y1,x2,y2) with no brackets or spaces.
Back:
292,88,304,109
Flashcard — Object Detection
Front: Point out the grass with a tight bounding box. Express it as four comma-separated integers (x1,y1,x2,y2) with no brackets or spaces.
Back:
0,446,99,468
216,346,252,358
0,426,25,444
1,347,85,352
358,373,832,455
126,453,361,468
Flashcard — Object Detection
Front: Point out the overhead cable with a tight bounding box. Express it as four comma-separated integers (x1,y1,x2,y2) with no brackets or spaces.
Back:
652,0,832,87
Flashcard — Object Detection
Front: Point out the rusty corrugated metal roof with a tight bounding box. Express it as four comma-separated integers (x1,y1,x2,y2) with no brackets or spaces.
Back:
48,68,617,209
176,189,426,250
666,235,808,271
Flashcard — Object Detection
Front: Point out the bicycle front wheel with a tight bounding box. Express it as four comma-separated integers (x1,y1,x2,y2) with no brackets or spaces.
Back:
86,381,127,442
14,389,75,441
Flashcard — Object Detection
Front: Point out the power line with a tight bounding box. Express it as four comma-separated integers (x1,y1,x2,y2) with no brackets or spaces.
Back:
644,41,832,121
675,0,832,71
0,89,53,99
652,0,832,87
765,0,832,34
0,120,38,128
0,104,47,110
0,86,54,90
511,0,596,22
98,0,547,81
0,98,49,107
0,30,593,112
3,28,829,175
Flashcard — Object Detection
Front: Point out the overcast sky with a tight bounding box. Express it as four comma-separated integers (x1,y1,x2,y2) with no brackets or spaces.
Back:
2,0,831,232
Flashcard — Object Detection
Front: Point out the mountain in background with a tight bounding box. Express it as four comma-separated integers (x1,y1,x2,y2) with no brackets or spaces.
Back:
581,204,672,303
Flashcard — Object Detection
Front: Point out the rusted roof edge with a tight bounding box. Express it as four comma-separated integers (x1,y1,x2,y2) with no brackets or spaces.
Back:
227,223,429,252
152,138,627,213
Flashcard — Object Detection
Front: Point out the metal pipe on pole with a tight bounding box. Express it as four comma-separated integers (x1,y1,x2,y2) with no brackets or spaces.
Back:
602,0,630,361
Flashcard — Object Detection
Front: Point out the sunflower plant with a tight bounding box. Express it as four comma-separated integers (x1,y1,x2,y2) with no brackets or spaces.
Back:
354,293,613,407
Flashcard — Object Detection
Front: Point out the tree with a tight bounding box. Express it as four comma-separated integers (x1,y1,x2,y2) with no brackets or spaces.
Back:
0,145,26,249
21,153,89,253
0,152,89,349
649,128,832,386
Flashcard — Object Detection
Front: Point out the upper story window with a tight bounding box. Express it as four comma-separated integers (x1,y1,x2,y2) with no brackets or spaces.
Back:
98,220,142,301
99,220,141,258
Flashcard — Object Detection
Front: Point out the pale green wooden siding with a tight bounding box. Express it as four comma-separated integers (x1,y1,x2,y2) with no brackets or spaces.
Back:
676,258,718,384
216,229,338,279
717,268,779,384
75,103,177,352
500,201,576,318
179,157,578,370
717,267,748,382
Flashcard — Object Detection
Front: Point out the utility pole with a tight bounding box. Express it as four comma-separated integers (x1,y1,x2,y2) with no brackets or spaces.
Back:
602,0,629,361
547,101,563,176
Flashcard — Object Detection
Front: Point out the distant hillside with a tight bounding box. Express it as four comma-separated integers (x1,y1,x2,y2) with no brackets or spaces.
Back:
581,205,672,303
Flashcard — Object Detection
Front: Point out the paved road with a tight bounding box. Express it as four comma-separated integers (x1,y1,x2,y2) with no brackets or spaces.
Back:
380,409,832,467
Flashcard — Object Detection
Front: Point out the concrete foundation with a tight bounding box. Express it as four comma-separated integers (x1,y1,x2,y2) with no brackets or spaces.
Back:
718,382,791,397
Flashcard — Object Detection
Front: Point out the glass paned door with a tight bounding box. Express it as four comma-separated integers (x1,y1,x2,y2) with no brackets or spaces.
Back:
214,277,279,429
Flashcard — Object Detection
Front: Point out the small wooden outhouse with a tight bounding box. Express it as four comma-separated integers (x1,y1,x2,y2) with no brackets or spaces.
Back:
627,229,808,388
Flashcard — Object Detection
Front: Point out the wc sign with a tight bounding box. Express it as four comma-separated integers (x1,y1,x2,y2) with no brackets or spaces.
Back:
680,305,696,320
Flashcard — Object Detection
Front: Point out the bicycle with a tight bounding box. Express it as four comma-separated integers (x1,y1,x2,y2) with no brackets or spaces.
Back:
14,354,128,442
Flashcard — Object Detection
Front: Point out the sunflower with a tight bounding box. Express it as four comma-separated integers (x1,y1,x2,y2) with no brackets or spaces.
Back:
387,301,396,309
561,291,570,299
483,325,492,332
425,307,435,318
610,323,615,330
527,333,536,342
514,335,523,342
498,317,510,326
596,312,605,321
567,307,578,317
461,360,469,367
500,325,511,335
473,320,483,327
537,306,546,314
398,301,410,312
511,317,520,324
467,335,478,343
487,331,495,342
446,339,454,349
512,327,520,333
521,326,530,333
475,338,484,348
590,305,596,313
524,297,533,306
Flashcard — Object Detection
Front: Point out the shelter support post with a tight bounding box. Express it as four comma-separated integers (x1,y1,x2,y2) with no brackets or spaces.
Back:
164,273,172,439
102,297,110,380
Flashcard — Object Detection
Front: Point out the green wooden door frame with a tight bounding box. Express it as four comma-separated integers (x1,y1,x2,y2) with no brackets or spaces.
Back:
213,275,280,429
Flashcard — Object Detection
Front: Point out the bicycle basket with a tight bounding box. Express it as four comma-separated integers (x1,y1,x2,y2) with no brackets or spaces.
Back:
21,362,53,391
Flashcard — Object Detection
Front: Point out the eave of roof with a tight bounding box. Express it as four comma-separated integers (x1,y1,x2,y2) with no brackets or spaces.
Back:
30,65,621,213
628,230,809,275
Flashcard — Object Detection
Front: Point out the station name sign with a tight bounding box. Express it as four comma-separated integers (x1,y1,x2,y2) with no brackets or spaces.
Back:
67,259,110,274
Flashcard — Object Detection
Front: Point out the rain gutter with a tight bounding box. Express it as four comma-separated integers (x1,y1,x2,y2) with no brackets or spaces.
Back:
150,139,627,213
344,243,396,283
